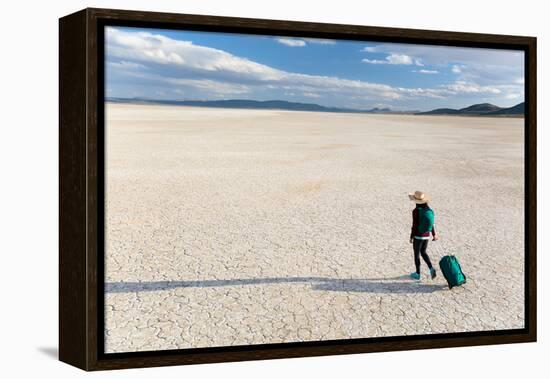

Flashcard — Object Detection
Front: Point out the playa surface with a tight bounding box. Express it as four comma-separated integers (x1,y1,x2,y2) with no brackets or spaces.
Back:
104,103,525,353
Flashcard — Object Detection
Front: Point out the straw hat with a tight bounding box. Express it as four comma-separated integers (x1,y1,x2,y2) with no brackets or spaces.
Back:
408,190,430,204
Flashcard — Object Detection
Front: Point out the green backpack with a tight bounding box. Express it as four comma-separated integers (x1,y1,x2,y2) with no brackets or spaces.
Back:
417,207,435,234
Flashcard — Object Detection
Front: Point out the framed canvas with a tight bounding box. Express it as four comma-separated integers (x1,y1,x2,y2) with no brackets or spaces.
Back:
59,8,537,371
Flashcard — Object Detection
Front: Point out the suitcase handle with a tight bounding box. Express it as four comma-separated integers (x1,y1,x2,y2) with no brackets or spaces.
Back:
431,238,450,259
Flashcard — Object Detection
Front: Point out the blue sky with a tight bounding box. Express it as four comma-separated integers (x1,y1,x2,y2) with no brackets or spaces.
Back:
105,26,524,111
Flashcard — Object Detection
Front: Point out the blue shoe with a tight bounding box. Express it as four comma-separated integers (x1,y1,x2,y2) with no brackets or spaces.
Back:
410,272,421,280
430,268,437,280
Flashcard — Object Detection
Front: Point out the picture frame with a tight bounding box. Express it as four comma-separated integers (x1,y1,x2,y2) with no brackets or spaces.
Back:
59,7,537,371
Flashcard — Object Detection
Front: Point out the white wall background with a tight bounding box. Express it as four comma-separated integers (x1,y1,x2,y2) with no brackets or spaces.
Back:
0,0,547,376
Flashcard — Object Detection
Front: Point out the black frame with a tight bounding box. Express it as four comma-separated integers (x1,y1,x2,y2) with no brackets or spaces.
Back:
59,7,537,371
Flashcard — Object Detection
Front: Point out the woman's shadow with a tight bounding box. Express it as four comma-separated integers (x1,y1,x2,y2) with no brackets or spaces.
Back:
105,275,447,294
311,275,446,293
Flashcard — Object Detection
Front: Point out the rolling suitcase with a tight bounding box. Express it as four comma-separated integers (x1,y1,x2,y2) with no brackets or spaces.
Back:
438,254,466,289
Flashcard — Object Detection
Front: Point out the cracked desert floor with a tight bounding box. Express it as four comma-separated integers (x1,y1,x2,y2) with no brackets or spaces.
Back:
104,103,525,353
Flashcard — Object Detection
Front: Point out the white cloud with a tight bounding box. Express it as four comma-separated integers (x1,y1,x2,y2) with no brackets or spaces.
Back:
451,65,463,74
302,92,321,98
276,38,306,47
413,69,439,74
387,54,414,65
440,80,501,94
164,78,251,94
108,60,147,70
274,37,336,47
361,58,389,64
505,93,521,99
362,54,421,65
361,46,377,52
303,38,336,45
107,27,285,81
361,58,388,64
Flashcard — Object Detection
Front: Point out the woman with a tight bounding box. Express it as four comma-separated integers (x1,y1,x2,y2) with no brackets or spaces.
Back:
408,191,438,280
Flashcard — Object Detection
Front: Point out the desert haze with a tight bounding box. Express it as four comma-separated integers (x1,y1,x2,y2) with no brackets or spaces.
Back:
104,103,524,353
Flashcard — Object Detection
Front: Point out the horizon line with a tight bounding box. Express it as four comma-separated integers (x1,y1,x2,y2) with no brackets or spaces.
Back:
106,96,524,114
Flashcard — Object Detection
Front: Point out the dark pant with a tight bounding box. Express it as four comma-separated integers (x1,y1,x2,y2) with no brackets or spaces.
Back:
413,238,433,274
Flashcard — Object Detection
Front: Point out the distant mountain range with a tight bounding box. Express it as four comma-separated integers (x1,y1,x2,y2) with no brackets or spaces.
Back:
107,97,524,117
416,102,524,116
107,97,417,114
